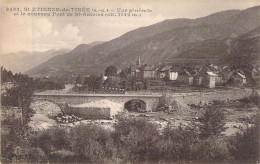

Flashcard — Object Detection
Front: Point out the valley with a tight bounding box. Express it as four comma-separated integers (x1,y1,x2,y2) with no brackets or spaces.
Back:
1,3,260,163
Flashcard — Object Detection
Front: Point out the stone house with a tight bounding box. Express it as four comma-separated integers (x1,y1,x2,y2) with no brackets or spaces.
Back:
130,65,143,79
194,64,217,88
232,71,246,84
203,72,217,88
206,64,223,83
177,69,193,85
252,66,260,79
158,65,173,79
143,65,161,79
220,66,235,82
168,65,181,81
252,66,260,84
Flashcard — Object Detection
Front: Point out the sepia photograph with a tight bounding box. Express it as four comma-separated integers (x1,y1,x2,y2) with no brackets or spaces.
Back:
1,0,260,163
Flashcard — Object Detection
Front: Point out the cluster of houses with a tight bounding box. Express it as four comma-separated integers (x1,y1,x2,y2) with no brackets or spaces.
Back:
71,56,259,91
113,57,259,90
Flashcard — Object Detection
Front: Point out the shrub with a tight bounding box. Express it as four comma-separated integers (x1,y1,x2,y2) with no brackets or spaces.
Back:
26,147,48,163
198,107,227,138
190,137,231,162
160,124,230,163
29,124,112,163
1,116,30,163
11,147,47,163
159,124,199,162
29,127,68,155
250,89,260,109
67,124,111,162
239,97,252,104
212,100,225,106
112,114,161,162
49,149,75,163
228,114,260,163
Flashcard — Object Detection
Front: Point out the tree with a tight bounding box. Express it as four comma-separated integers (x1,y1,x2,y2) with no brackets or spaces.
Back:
84,75,103,90
2,71,34,124
119,68,129,79
1,113,31,163
104,66,117,77
1,67,14,83
198,107,227,138
75,76,81,86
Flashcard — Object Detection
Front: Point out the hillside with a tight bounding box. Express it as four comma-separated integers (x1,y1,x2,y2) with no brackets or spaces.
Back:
26,42,104,76
2,49,70,73
174,26,260,66
27,6,260,77
226,26,260,65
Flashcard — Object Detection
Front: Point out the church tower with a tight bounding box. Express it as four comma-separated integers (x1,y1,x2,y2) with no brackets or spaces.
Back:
136,56,141,66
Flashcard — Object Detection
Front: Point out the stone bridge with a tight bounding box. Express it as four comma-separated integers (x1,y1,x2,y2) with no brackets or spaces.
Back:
32,93,163,111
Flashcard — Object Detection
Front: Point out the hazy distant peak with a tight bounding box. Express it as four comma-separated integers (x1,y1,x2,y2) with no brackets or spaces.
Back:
2,48,71,73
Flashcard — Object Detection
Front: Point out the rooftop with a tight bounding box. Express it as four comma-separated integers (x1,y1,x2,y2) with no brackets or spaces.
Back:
237,72,246,79
160,65,173,72
207,72,217,76
144,64,161,71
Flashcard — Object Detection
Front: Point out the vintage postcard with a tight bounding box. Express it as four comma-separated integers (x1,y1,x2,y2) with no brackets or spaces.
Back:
1,0,260,163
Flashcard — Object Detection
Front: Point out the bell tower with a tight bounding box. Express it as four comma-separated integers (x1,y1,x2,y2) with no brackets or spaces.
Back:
136,56,141,66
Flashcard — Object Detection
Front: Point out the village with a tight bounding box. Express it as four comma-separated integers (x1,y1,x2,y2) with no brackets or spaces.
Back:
71,57,260,94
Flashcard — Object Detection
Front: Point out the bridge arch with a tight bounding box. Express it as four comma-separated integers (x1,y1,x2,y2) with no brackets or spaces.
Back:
124,99,146,112
31,98,68,114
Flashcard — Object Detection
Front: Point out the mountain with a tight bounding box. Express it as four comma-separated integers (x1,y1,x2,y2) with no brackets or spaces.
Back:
26,42,105,76
28,5,260,77
2,49,70,73
174,26,260,66
226,26,260,65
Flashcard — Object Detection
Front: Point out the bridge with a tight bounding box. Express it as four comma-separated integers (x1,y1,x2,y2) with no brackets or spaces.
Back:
32,93,163,112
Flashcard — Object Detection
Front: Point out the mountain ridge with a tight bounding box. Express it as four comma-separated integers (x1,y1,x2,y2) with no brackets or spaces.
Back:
27,5,260,77
2,49,70,73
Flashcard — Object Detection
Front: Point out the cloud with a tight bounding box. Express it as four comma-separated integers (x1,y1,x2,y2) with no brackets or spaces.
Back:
31,19,83,50
1,17,83,53
32,18,53,39
58,23,83,45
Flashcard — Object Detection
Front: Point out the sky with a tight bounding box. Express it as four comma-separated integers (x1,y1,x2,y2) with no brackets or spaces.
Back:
1,0,260,54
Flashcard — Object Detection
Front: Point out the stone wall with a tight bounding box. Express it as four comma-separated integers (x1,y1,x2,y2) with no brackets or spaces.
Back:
65,106,110,119
166,89,253,105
